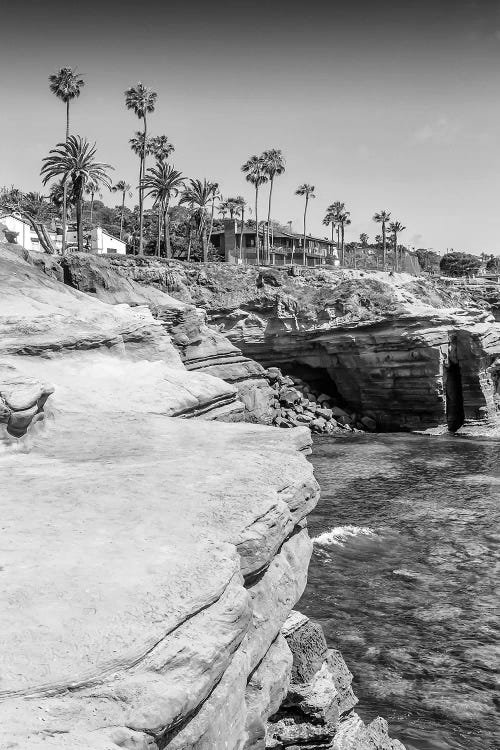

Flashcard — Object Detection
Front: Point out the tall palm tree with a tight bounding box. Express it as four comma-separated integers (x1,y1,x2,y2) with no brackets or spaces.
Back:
323,208,336,243
150,135,175,163
234,196,249,262
111,180,132,240
373,210,392,270
389,220,406,271
180,179,218,262
207,181,220,251
41,136,113,253
295,184,315,266
84,179,102,227
125,83,157,255
48,67,85,255
142,163,184,258
241,155,268,265
262,148,285,262
338,211,351,265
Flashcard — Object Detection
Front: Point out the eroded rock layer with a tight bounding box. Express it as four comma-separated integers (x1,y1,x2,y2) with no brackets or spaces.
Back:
0,248,318,749
56,256,500,431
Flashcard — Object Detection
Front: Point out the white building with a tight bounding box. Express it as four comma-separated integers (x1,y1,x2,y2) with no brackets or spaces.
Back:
0,214,35,250
91,227,126,255
1,214,126,256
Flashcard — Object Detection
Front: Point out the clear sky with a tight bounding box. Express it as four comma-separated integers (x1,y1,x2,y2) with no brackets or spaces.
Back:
1,0,500,254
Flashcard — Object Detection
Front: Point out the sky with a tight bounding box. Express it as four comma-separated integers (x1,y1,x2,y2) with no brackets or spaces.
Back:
1,0,500,254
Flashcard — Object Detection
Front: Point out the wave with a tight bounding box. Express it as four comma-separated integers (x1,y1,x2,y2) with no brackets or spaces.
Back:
313,525,377,547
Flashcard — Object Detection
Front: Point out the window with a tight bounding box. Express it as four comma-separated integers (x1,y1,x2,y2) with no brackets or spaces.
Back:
245,235,256,248
106,248,117,254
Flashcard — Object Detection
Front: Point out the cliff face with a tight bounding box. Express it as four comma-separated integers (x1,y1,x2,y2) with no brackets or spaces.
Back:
0,247,318,749
1,248,406,749
58,256,500,432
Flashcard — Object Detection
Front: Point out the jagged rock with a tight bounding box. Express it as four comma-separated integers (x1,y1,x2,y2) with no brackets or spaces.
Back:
310,417,327,432
280,388,302,406
361,416,376,431
332,713,406,750
315,406,333,419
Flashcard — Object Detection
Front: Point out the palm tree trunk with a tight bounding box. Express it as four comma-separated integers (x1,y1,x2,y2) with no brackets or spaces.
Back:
62,100,70,255
138,113,147,256
239,206,245,263
255,186,259,265
120,192,125,240
76,191,83,253
164,199,171,259
341,224,345,265
394,232,397,271
90,195,94,226
337,226,342,265
382,223,387,270
187,209,194,261
207,197,215,250
302,195,308,266
202,215,208,263
137,155,143,256
266,177,274,265
157,204,162,256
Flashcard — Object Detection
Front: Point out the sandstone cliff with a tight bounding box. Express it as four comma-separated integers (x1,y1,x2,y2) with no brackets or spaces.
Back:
58,257,500,433
0,247,404,749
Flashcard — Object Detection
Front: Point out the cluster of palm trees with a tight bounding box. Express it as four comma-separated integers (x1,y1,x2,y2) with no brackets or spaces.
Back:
372,211,406,271
37,68,411,265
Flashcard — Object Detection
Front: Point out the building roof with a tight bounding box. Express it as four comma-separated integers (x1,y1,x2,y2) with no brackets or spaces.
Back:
212,223,335,246
100,227,126,244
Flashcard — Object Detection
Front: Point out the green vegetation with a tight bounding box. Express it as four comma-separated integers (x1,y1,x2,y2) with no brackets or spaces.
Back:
40,136,112,252
439,252,482,278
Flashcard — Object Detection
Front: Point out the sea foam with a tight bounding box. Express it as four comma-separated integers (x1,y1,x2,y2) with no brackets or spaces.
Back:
313,525,377,547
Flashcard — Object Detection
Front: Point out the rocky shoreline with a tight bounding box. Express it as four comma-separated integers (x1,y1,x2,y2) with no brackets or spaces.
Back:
0,246,406,749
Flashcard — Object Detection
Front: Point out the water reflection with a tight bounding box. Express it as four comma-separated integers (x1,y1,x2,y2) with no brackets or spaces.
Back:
298,433,500,750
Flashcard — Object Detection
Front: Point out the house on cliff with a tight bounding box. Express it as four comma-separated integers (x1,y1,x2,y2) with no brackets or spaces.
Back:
0,213,126,255
211,218,339,266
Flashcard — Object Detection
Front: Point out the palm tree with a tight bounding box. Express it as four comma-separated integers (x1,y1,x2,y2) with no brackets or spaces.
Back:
150,135,174,163
262,148,285,262
48,67,85,255
207,181,220,251
218,199,229,219
338,211,351,265
373,210,392,270
295,184,315,266
224,196,242,220
41,136,113,253
125,83,157,255
84,179,102,226
323,208,337,243
234,196,249,262
180,179,218,262
360,233,369,247
241,155,268,265
389,220,406,271
142,163,184,258
111,180,132,240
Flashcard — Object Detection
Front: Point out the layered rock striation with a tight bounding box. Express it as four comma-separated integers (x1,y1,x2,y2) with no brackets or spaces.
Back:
1,248,318,749
53,255,500,432
0,248,408,749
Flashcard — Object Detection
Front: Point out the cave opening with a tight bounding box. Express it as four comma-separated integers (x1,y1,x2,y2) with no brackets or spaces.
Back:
277,361,345,406
445,360,465,432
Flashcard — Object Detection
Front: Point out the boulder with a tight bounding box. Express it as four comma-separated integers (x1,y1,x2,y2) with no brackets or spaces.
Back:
361,415,377,431
280,388,302,406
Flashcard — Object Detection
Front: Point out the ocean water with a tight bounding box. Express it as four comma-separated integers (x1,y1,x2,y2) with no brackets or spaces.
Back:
298,433,500,750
